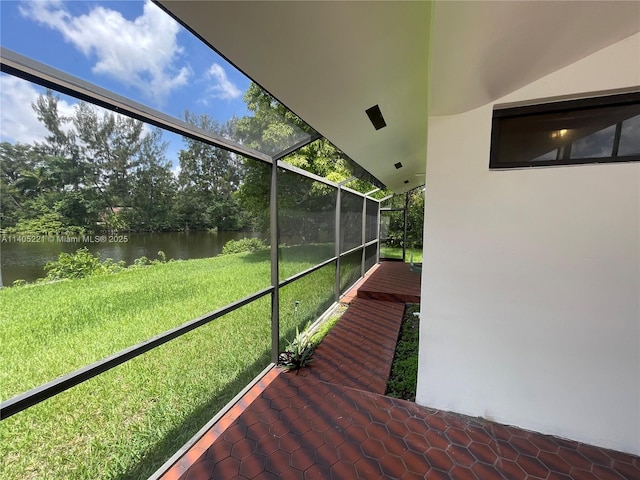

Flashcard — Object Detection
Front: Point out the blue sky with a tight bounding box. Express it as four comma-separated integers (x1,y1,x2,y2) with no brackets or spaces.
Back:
0,0,255,169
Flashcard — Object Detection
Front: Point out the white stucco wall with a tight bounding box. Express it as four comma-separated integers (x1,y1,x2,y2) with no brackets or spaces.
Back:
417,34,640,454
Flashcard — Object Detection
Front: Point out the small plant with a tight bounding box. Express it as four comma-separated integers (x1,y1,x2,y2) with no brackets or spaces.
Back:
133,251,167,267
44,248,104,280
133,256,151,267
101,258,126,274
278,324,314,371
221,237,266,255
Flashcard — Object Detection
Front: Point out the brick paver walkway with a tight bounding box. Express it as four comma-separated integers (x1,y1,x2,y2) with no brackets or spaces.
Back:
157,263,639,479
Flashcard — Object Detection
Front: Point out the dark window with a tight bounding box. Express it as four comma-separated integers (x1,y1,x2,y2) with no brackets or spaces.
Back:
490,91,640,168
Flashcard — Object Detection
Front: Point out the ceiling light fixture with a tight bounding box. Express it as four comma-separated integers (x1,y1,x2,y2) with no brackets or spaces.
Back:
366,104,387,130
550,128,568,139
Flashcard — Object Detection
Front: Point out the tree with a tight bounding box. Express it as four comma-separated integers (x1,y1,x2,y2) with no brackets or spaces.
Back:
3,91,178,233
235,82,315,156
14,165,52,197
176,111,245,230
28,91,104,230
382,188,425,248
73,102,145,212
32,91,85,192
0,142,38,227
235,83,373,233
126,129,177,231
0,140,90,231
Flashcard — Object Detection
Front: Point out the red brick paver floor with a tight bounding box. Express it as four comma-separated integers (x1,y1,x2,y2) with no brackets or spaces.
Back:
158,262,639,480
297,297,405,394
357,261,421,304
161,372,640,479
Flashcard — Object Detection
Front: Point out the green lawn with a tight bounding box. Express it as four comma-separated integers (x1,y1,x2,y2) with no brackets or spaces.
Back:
380,246,423,262
0,246,338,480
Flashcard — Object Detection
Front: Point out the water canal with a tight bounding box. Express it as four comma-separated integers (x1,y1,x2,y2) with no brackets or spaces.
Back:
0,230,264,285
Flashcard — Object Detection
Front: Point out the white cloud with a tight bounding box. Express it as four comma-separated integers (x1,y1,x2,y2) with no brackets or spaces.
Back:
19,0,190,104
205,63,242,101
0,74,76,144
0,74,145,148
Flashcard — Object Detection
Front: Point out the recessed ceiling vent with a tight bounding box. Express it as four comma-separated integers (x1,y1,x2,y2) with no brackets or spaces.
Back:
394,162,403,169
366,104,387,130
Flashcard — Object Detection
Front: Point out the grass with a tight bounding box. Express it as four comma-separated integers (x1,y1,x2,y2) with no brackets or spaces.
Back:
380,246,423,262
339,249,363,294
386,304,420,401
0,245,340,480
311,304,346,346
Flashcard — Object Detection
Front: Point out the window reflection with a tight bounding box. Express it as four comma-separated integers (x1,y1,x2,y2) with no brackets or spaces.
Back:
619,114,640,156
532,149,559,162
570,124,616,159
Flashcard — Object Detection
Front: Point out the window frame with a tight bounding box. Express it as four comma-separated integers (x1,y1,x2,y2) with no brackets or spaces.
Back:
489,90,640,169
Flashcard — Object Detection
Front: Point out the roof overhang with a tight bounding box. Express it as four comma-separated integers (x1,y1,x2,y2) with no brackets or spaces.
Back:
157,1,640,193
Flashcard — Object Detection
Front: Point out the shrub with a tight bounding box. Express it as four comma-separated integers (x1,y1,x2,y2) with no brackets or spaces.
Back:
132,251,167,267
133,256,151,267
44,248,105,280
221,237,266,255
43,249,127,281
102,258,127,273
5,213,86,236
278,324,314,371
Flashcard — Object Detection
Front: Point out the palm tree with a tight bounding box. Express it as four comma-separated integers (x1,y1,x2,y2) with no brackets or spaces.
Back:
14,166,51,197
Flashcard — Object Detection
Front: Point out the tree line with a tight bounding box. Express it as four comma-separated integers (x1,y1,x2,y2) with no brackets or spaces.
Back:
1,89,231,234
1,82,423,241
0,84,363,235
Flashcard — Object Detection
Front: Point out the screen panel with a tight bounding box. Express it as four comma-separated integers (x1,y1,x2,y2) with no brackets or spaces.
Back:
278,261,336,352
339,190,364,253
278,168,336,280
340,248,363,295
0,75,272,399
365,198,379,243
0,297,271,479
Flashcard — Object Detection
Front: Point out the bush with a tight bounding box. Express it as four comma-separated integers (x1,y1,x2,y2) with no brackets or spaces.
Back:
132,251,167,267
44,248,105,280
221,237,266,255
25,248,162,285
133,256,152,267
44,248,126,281
5,213,86,236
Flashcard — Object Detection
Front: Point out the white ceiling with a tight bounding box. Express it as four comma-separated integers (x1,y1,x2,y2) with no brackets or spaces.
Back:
158,1,640,193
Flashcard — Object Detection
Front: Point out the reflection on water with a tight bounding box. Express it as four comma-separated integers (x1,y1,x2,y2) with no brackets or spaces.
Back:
0,231,264,285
